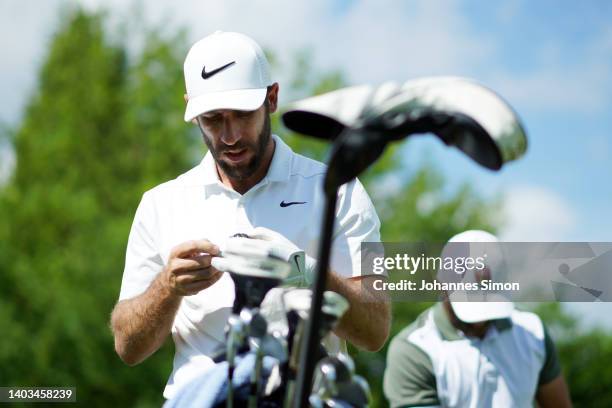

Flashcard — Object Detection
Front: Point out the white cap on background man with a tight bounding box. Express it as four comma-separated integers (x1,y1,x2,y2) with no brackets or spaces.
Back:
438,230,514,323
183,31,272,122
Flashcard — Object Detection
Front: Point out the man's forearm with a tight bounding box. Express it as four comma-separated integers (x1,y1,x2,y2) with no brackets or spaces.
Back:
536,375,572,408
326,272,391,352
110,273,182,365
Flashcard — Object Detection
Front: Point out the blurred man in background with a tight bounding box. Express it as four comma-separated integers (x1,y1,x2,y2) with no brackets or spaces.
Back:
384,230,571,408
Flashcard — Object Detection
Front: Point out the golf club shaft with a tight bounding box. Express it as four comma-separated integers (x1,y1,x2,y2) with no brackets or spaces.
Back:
227,364,234,408
292,191,338,407
283,380,295,408
249,347,263,408
226,316,241,408
284,319,304,408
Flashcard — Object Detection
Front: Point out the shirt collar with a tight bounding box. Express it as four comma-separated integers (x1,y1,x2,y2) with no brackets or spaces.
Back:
432,302,513,342
199,133,292,187
265,134,293,183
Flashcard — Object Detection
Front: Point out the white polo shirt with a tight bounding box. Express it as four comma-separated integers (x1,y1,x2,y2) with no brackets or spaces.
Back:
118,134,381,399
383,304,561,408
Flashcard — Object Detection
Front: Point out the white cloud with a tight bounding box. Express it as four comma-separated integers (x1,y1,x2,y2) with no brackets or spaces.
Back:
323,0,496,82
3,0,611,125
81,0,493,82
487,26,612,114
488,62,612,114
499,185,577,241
0,0,63,123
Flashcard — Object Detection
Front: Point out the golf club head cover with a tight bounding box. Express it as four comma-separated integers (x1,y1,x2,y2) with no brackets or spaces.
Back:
282,77,528,171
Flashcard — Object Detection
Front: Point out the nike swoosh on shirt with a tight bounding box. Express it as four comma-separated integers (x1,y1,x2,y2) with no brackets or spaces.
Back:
293,254,301,274
280,201,307,207
201,61,236,79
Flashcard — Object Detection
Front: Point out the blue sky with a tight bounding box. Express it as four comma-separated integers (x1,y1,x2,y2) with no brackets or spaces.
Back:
394,1,612,242
1,0,611,325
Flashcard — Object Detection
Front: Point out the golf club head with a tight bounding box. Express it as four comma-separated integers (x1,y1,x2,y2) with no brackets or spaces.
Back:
283,289,349,337
362,77,527,170
336,375,371,408
283,288,315,370
309,395,354,408
226,314,246,364
212,312,249,363
282,83,401,140
312,355,357,402
212,256,290,311
259,287,291,337
283,289,335,371
259,331,288,363
318,355,354,385
283,288,313,318
282,77,527,175
321,291,350,326
282,84,399,190
244,310,268,340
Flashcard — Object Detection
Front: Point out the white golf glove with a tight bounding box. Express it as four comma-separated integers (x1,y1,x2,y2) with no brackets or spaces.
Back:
210,251,291,280
214,227,316,287
248,226,317,286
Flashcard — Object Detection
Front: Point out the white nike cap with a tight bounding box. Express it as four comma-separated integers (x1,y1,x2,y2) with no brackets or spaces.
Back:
183,31,272,122
438,230,514,323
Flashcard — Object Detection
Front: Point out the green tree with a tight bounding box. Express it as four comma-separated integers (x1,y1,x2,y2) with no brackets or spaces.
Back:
0,9,197,407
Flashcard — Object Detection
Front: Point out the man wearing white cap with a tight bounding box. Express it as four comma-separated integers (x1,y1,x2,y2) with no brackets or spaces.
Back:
110,31,390,399
383,230,571,408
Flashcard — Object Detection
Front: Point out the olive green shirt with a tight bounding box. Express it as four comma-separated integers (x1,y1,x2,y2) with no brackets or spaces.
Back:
384,304,561,407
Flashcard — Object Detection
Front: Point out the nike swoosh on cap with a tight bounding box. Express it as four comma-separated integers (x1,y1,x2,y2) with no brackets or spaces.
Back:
280,201,307,207
293,254,301,274
201,61,236,80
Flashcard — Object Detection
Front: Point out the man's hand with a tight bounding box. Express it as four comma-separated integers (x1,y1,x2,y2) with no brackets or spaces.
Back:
162,239,223,296
111,239,222,366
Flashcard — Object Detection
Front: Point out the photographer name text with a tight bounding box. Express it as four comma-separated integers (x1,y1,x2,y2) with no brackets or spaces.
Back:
372,279,520,292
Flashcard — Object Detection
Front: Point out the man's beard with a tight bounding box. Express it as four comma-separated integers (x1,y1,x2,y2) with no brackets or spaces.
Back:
201,112,272,181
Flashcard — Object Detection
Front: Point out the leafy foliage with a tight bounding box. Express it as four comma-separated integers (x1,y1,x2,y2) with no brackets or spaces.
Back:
0,9,195,407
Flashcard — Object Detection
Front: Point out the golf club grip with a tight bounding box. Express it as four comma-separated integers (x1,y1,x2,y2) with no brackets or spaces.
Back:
292,191,339,407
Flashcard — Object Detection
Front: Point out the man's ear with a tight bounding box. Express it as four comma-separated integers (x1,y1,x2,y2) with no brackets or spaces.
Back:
184,93,198,125
266,83,279,113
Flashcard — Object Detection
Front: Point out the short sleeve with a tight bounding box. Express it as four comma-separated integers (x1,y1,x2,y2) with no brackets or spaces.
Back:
538,323,562,385
383,334,440,408
118,191,164,301
329,178,381,278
